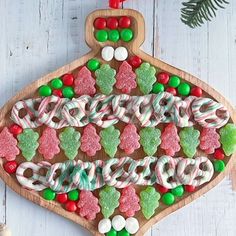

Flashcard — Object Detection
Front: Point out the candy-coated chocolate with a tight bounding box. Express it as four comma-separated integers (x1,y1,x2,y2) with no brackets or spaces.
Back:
166,87,177,96
106,228,117,236
157,184,169,194
43,188,56,200
107,17,119,29
185,185,196,192
62,73,74,86
162,192,175,205
119,16,131,28
168,75,181,88
68,189,79,201
178,82,191,96
157,72,169,84
109,0,121,9
87,59,100,71
98,219,112,234
94,17,107,29
114,47,128,61
51,78,63,89
96,30,108,42
117,229,130,236
214,149,225,160
214,160,225,172
65,201,77,212
171,185,184,197
112,215,126,231
108,30,120,42
3,161,18,174
38,85,52,97
9,124,23,136
191,86,203,97
129,55,142,68
62,87,75,99
56,193,68,204
152,83,165,93
53,89,63,98
120,29,133,42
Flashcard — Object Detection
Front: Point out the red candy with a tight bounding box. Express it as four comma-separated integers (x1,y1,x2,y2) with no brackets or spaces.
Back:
62,73,74,86
119,124,140,155
9,124,23,136
119,16,131,28
56,193,68,204
3,161,18,174
107,17,119,29
0,127,19,161
200,128,220,154
94,17,107,29
161,124,180,156
185,185,196,192
53,89,63,98
74,66,96,96
80,124,101,157
157,184,169,194
77,190,100,220
65,201,77,212
157,72,169,84
109,0,121,8
39,127,60,160
119,186,140,217
166,87,177,96
129,56,142,68
116,61,137,94
214,148,225,160
191,87,202,97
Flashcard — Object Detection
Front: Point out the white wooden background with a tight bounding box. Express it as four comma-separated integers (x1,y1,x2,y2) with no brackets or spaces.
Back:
0,0,236,235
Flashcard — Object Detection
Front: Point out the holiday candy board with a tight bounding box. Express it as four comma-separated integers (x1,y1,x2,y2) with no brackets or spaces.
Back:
0,9,236,236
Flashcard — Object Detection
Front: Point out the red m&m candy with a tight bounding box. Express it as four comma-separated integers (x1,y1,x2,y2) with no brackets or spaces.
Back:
119,16,131,28
9,124,23,136
107,17,119,29
166,87,177,96
3,161,18,174
56,193,68,204
185,185,196,192
157,184,169,194
129,56,142,68
214,149,225,160
94,18,107,29
65,201,77,212
62,74,74,86
191,87,202,97
53,89,63,98
157,72,170,84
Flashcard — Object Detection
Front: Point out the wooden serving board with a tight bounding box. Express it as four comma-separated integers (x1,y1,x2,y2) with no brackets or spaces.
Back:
0,9,236,236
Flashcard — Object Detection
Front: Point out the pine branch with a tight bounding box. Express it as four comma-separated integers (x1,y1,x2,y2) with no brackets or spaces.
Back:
181,0,229,28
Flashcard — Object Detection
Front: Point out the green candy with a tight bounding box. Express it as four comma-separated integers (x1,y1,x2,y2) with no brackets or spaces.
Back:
43,188,56,200
59,127,81,160
17,129,39,161
62,87,74,99
152,83,165,93
108,30,120,42
168,75,181,88
51,78,63,89
99,186,120,218
178,82,191,96
39,85,52,97
95,64,116,95
162,192,175,205
120,29,133,42
100,126,120,158
140,186,160,219
96,30,108,42
214,160,225,172
87,59,100,71
171,185,184,197
220,123,236,156
117,229,130,236
179,127,200,158
136,63,156,94
140,127,161,156
106,228,117,236
68,189,79,201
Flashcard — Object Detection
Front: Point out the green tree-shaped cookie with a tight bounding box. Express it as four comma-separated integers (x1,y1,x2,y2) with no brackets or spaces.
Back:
140,187,160,219
135,62,156,94
59,127,81,160
100,126,120,158
180,127,200,158
17,129,39,161
140,127,161,156
220,123,236,156
99,186,120,218
95,64,116,95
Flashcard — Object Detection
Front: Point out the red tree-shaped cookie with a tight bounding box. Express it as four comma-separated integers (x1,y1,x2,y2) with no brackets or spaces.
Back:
38,127,60,160
80,124,101,157
77,190,100,220
115,61,137,94
74,66,96,96
119,185,140,217
200,128,220,154
0,127,20,161
161,123,180,156
119,124,140,154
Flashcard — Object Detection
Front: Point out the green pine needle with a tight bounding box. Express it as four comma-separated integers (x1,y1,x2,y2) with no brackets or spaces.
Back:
181,0,229,28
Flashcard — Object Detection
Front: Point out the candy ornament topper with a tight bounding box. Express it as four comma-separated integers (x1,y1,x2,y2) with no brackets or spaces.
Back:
0,7,236,236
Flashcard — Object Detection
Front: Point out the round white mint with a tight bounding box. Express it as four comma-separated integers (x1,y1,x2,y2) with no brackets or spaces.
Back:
98,219,111,234
125,217,140,234
114,47,128,61
112,215,126,231
101,46,114,62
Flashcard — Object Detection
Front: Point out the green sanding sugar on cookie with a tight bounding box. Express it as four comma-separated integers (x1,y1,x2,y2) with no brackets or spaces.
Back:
99,186,120,218
59,127,81,160
95,64,116,95
17,129,39,161
140,186,160,219
140,127,161,156
100,126,120,158
135,63,156,94
180,127,200,158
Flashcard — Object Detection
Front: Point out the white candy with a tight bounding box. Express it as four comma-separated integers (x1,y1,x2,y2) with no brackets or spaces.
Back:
98,219,111,234
112,215,126,231
125,217,140,234
101,46,114,62
114,47,128,61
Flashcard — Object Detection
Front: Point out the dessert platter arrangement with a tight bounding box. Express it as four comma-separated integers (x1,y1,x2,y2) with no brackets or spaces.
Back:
0,7,236,236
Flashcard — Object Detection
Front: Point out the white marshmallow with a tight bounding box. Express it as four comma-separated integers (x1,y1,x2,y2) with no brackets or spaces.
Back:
114,47,128,61
112,215,126,231
98,219,111,234
125,217,140,234
101,46,115,62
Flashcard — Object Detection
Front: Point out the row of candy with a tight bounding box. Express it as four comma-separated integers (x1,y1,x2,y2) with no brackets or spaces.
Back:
15,155,214,193
11,92,229,130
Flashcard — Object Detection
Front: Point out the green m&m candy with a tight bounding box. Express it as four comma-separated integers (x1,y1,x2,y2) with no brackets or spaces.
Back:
162,192,175,205
117,229,130,236
171,185,184,197
51,78,63,89
120,29,133,42
62,87,74,99
87,59,100,71
178,82,191,96
43,188,56,200
108,30,120,42
96,30,108,42
106,228,117,236
39,85,52,97
169,75,181,88
68,189,79,201
214,160,225,172
152,83,165,94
